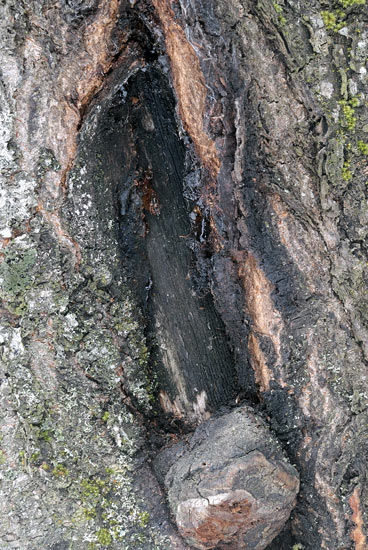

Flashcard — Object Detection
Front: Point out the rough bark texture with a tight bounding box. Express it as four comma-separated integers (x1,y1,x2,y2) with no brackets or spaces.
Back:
1,0,368,549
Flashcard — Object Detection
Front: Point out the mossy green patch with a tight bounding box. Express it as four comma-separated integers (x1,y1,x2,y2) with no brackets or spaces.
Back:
357,140,368,155
321,10,345,32
30,451,40,463
342,160,352,181
278,15,287,25
339,99,357,130
339,0,365,7
273,2,286,26
273,1,283,14
321,1,365,34
96,528,112,546
83,507,97,520
52,464,69,477
81,478,108,501
138,511,149,528
39,429,53,443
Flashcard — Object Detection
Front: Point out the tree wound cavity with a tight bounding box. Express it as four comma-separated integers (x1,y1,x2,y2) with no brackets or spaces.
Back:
78,61,299,549
91,66,237,421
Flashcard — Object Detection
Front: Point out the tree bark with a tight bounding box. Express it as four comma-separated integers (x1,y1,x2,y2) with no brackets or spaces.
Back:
0,1,367,549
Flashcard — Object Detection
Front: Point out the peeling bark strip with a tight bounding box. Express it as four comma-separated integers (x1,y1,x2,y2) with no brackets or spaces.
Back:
1,0,368,549
152,0,220,177
350,488,368,550
238,252,283,392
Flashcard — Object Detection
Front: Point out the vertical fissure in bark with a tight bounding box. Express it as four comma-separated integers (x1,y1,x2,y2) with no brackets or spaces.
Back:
93,62,243,424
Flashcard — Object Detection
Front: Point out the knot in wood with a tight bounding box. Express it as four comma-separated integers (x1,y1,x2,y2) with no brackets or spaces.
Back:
158,407,299,550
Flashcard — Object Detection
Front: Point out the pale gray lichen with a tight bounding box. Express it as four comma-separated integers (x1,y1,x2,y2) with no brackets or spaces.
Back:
0,237,38,314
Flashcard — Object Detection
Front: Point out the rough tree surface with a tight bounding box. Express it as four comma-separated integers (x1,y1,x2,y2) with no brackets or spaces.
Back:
0,1,368,550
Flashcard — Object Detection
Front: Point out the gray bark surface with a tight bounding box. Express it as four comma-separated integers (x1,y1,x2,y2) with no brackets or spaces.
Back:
0,0,368,549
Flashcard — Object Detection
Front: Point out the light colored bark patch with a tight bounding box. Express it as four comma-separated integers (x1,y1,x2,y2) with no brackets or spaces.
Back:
152,0,220,178
349,487,368,550
247,332,271,392
237,251,283,389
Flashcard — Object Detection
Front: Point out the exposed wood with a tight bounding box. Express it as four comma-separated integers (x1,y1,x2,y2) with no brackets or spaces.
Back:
0,0,368,549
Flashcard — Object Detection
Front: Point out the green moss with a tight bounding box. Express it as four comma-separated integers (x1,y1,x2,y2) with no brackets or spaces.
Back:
83,507,97,520
321,10,345,32
39,429,52,442
52,464,69,477
273,2,286,25
138,511,149,528
279,15,287,25
0,450,6,465
357,140,368,155
81,478,107,501
342,160,352,181
339,99,357,130
339,0,365,7
96,528,112,546
30,451,40,463
350,96,360,108
273,1,283,14
102,411,110,422
321,10,337,30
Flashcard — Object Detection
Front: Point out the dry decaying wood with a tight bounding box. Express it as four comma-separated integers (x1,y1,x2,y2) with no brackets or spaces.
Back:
0,0,368,549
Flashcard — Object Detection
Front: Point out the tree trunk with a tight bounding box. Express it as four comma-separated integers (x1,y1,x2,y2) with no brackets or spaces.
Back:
1,1,367,549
